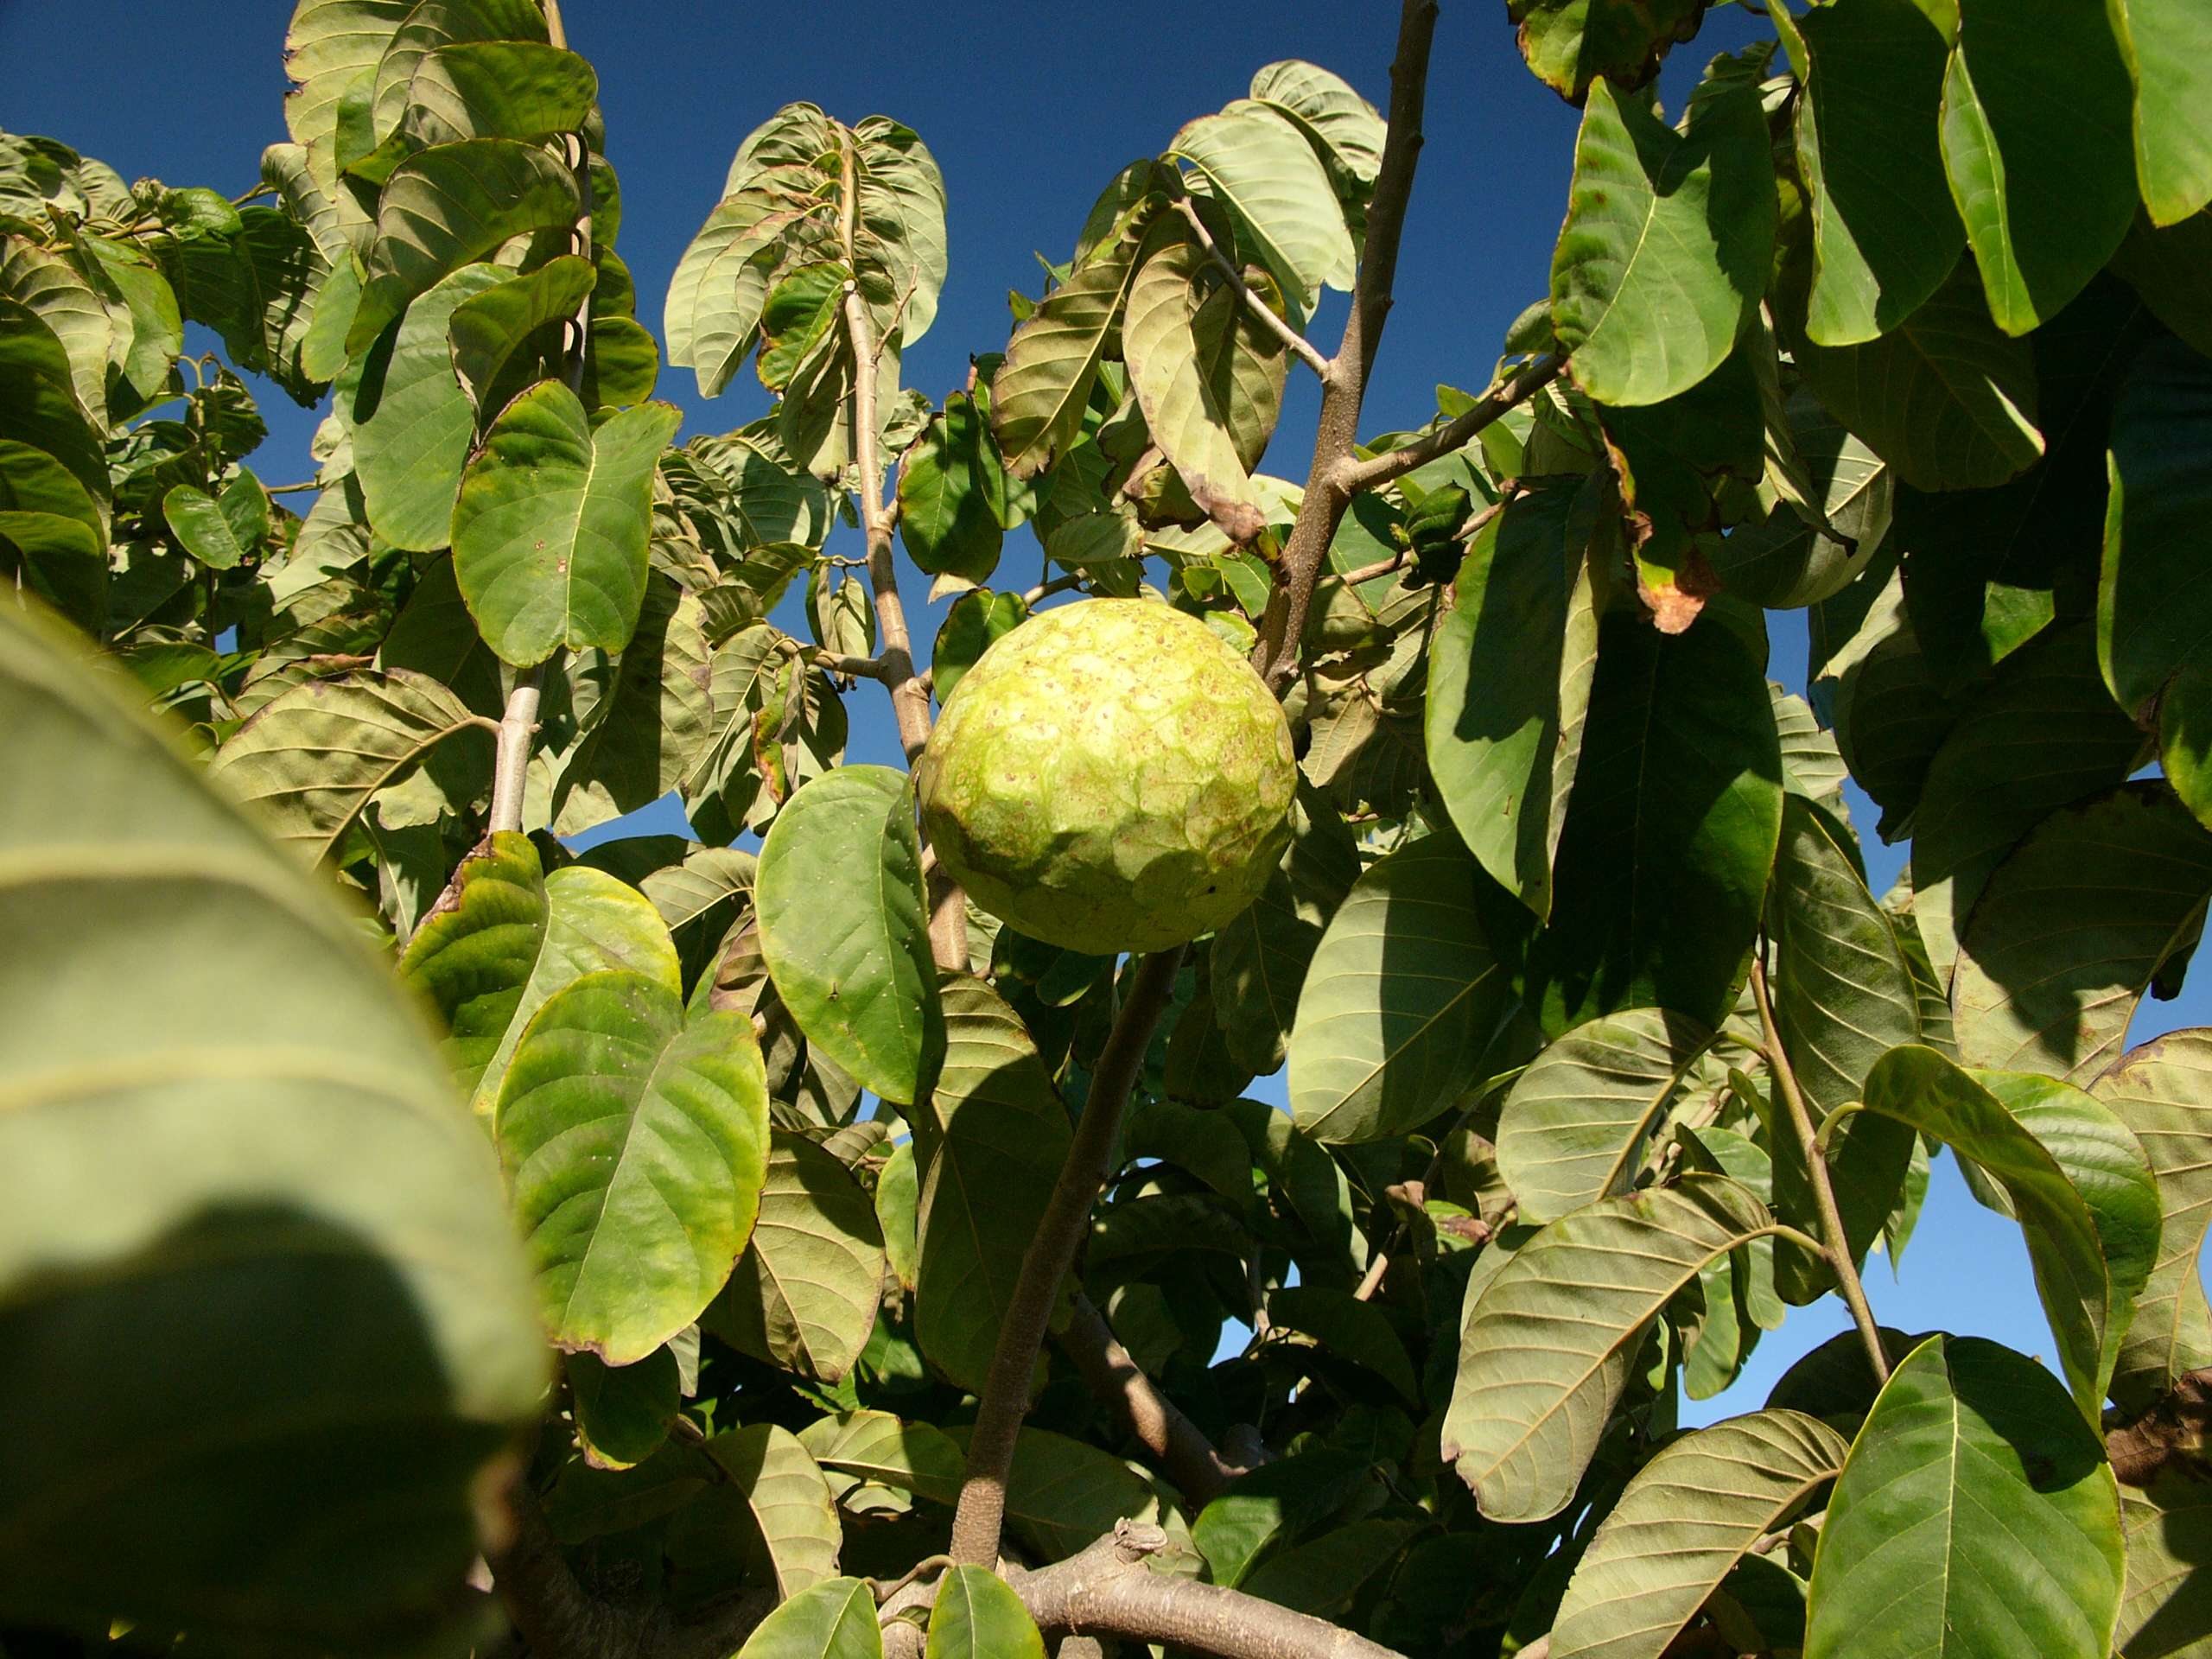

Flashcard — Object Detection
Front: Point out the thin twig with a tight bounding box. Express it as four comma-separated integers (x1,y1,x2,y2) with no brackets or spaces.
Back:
814,650,893,683
1333,356,1561,494
1168,198,1333,380
1020,571,1086,607
950,948,1188,1566
1749,956,1890,1385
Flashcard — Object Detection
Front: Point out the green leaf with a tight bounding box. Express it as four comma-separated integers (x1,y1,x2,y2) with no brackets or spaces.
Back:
795,1410,965,1508
1249,60,1386,195
2111,210,2212,359
0,296,106,513
545,575,716,837
2092,1031,2212,1415
702,1129,884,1384
446,253,594,410
1427,478,1600,921
283,0,417,179
927,1565,1044,1659
1242,1519,1424,1618
450,378,682,667
1170,102,1353,321
914,973,1072,1395
876,1139,919,1292
1506,0,1710,101
1939,0,2138,335
1266,1285,1421,1405
365,0,549,147
898,394,1005,584
498,970,770,1363
401,41,596,150
0,596,543,1650
1790,256,2043,492
991,207,1150,478
2101,336,2212,829
943,1424,1164,1564
347,137,581,353
736,1577,881,1659
1713,388,1893,608
1,238,118,427
1954,784,2212,1079
1496,1007,1718,1224
854,116,950,346
1443,1173,1778,1522
345,260,505,550
2117,1467,2212,1659
1192,1448,1370,1587
2111,0,2212,226
160,206,330,403
1782,0,1964,346
1211,780,1363,1076
397,834,681,1114
1550,77,1774,407
931,588,1026,707
662,192,810,399
756,765,942,1106
162,482,253,569
1288,830,1515,1145
1526,607,1783,1033
1550,1410,1849,1659
1802,1335,2124,1659
210,668,491,864
1860,1047,2159,1415
1123,237,1287,541
567,1346,679,1471
1909,621,2147,982
0,438,104,630
698,1422,842,1596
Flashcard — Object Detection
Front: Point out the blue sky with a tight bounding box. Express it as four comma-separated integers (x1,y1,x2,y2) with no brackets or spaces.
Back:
5,0,2201,1424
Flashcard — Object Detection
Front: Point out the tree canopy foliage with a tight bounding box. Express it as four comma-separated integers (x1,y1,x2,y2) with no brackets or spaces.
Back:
3,0,2212,1656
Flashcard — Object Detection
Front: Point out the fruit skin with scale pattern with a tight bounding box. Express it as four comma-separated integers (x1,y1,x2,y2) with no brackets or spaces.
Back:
916,598,1297,956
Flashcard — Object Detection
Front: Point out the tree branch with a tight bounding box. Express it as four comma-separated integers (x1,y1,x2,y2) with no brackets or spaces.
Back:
836,133,963,972
1748,955,1890,1386
1251,0,1440,694
1059,1291,1244,1510
487,667,543,835
1169,199,1333,381
1332,355,1560,495
1012,1523,1408,1659
950,947,1188,1566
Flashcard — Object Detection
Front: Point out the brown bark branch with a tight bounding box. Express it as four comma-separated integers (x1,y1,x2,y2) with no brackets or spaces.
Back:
1332,355,1560,495
1252,0,1440,694
1749,955,1890,1385
1169,198,1334,380
1059,1292,1243,1510
1012,1524,1407,1659
950,947,1188,1566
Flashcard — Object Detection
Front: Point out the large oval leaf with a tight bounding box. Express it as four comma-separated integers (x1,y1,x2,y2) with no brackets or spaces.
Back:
2117,1467,2212,1659
1495,1007,1717,1224
795,1409,965,1509
914,972,1071,1394
1551,1409,1848,1659
697,1422,842,1596
991,207,1150,478
0,600,543,1648
1169,101,1353,320
397,836,680,1114
1862,1046,2159,1415
346,137,580,353
345,260,502,550
928,1565,1045,1659
1289,830,1514,1145
1550,78,1774,407
212,667,490,863
1526,606,1783,1033
497,971,769,1363
1802,1335,2124,1659
702,1128,884,1384
1210,779,1361,1075
0,296,106,513
735,1577,880,1659
1443,1173,1779,1522
756,765,942,1106
2094,1029,2212,1415
1955,783,2212,1079
1426,478,1601,922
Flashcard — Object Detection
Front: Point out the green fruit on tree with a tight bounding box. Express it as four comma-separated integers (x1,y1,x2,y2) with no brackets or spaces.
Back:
915,599,1297,955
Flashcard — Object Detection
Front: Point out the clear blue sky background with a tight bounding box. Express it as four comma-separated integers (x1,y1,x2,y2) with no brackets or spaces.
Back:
5,0,2202,1424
